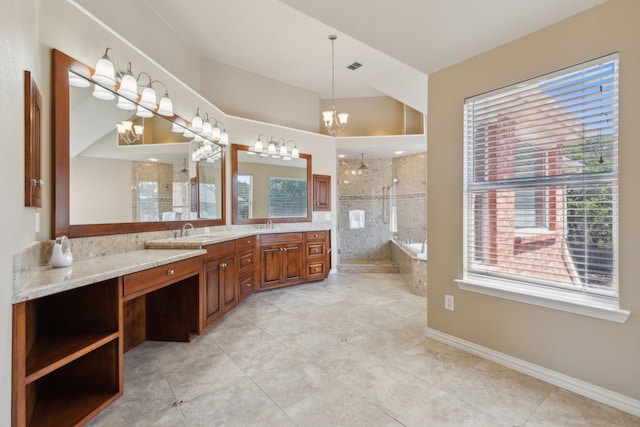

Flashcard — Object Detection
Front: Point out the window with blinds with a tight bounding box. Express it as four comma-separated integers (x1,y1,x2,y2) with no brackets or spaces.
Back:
463,54,618,299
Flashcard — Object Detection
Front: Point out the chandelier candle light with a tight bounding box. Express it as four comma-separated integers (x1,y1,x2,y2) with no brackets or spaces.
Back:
322,34,349,136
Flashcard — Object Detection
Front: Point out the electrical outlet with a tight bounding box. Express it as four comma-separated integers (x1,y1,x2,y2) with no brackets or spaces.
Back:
445,294,455,311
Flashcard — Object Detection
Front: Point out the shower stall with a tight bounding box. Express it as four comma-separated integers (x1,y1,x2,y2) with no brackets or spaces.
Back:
336,153,427,272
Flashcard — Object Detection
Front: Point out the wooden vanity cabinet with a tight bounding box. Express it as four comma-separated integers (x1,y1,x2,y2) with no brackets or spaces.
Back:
202,240,238,329
259,233,304,290
237,235,258,303
12,279,122,427
122,257,201,352
305,230,331,281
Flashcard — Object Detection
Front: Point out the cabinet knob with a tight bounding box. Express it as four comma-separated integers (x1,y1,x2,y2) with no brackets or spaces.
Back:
167,269,175,275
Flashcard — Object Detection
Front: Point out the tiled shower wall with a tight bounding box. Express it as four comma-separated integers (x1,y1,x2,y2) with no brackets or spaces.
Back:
392,152,427,243
338,158,393,260
337,152,427,262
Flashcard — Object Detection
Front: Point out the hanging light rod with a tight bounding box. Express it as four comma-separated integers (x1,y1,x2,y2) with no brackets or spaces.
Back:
322,34,349,137
90,47,174,117
252,134,299,159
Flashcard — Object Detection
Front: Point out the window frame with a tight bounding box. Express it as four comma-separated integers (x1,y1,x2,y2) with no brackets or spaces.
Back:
458,53,629,323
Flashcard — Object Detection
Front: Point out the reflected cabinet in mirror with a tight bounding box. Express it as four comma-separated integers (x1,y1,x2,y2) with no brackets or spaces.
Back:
231,144,312,225
53,49,225,237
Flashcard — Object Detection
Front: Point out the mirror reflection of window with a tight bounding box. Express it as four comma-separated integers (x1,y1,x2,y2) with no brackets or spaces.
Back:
269,177,307,218
237,175,253,219
198,180,216,219
172,181,189,220
138,181,159,221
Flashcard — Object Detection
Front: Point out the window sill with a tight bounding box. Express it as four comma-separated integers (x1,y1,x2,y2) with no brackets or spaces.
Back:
455,277,630,323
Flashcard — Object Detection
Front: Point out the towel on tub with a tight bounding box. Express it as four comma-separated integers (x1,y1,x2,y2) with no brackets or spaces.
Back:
349,210,365,229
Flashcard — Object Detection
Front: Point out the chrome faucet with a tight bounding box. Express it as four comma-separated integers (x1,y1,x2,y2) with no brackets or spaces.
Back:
266,219,273,229
180,223,194,237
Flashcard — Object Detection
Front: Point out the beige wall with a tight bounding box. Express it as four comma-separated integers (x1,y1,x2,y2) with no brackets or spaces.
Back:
70,157,132,223
1,0,40,423
200,58,321,133
427,0,640,400
73,0,202,90
320,96,405,137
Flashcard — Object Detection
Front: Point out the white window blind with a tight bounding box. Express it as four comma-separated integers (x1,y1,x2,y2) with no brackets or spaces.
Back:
463,54,618,299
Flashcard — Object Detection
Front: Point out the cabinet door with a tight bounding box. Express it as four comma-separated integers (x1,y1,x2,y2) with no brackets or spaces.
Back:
313,174,331,211
204,262,222,327
261,245,283,288
221,256,238,313
283,244,303,284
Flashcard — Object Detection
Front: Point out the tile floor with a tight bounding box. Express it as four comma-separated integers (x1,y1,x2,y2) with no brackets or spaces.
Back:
87,273,640,426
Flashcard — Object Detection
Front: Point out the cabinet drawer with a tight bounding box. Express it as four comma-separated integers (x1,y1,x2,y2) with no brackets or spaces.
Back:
239,273,256,298
238,250,255,272
307,242,325,258
123,256,200,299
307,261,325,280
305,230,327,241
203,240,237,261
260,232,303,245
237,235,256,251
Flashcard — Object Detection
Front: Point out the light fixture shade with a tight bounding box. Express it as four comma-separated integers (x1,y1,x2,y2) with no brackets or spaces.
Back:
122,120,133,131
322,110,334,124
117,96,136,111
254,140,263,152
157,94,173,116
211,125,221,140
280,145,288,156
171,118,185,133
136,104,153,118
116,123,125,134
92,84,115,100
191,111,203,132
220,129,229,145
337,112,349,125
292,146,300,158
139,86,157,109
93,57,115,87
201,121,213,138
133,125,144,136
268,141,277,154
118,73,138,99
68,71,90,88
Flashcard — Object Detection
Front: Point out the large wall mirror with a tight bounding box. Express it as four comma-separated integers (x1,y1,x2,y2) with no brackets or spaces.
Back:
53,49,225,238
231,144,311,224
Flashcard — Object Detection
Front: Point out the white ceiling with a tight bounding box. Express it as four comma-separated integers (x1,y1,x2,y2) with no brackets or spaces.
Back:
84,0,607,159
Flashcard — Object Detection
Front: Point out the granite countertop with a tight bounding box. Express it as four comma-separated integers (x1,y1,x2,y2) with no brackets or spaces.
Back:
13,249,205,303
144,227,331,249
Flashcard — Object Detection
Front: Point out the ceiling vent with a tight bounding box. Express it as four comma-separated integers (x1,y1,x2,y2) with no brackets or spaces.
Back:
347,62,363,71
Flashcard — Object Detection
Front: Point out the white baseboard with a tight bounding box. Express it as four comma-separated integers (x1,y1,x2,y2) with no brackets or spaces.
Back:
425,327,640,417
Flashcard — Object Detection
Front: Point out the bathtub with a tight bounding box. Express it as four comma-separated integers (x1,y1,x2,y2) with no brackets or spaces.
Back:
391,240,427,297
401,242,427,260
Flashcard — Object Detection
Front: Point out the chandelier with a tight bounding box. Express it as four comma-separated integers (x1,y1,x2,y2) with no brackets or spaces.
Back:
116,119,144,145
322,34,349,136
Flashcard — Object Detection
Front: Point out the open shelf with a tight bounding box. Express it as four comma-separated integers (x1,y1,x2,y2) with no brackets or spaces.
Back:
26,339,121,427
25,332,119,383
